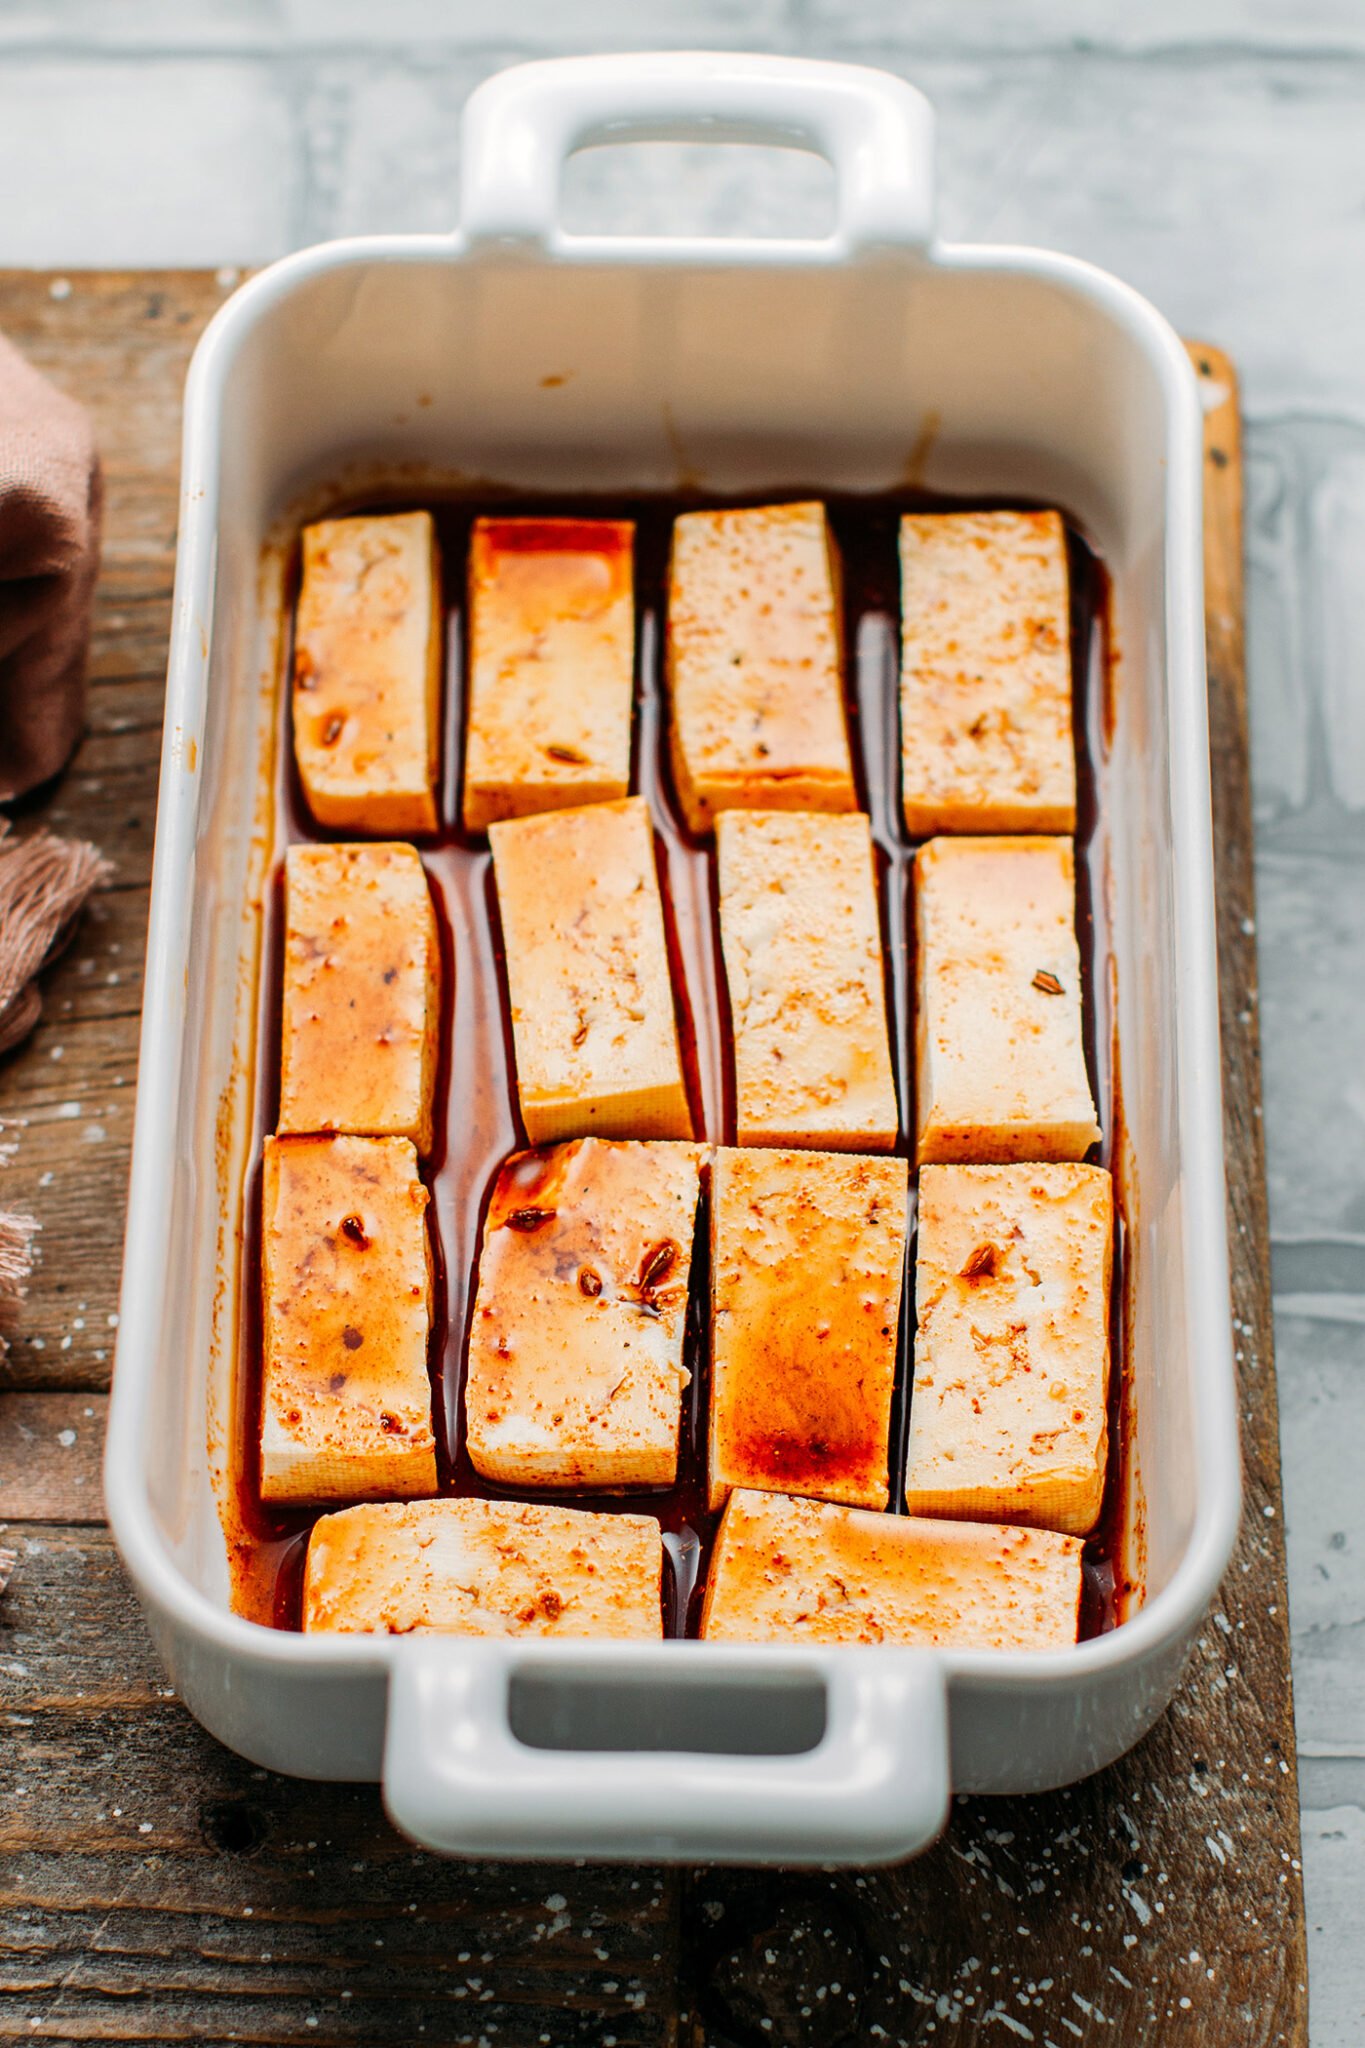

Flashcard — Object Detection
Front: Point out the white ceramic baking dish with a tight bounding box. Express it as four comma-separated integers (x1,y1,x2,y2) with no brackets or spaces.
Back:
105,52,1241,1866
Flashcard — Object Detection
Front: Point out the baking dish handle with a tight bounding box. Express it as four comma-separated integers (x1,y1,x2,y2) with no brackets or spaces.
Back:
459,52,935,260
382,1643,950,1865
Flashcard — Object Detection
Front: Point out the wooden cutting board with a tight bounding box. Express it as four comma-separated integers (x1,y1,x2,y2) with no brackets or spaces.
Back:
0,276,1306,2047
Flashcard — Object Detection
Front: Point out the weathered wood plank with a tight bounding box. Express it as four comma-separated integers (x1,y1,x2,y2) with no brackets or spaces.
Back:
0,1394,107,1521
0,272,224,1394
1,1008,142,1394
0,1527,680,2047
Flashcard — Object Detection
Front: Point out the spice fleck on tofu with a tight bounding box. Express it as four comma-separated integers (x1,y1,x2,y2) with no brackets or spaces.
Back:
278,842,440,1154
463,517,635,832
292,510,441,834
465,1138,706,1489
700,1488,1082,1651
717,809,897,1150
260,1133,435,1504
708,1146,908,1513
900,509,1075,837
490,796,692,1144
906,1163,1113,1537
666,502,856,835
303,1496,663,1638
914,835,1100,1164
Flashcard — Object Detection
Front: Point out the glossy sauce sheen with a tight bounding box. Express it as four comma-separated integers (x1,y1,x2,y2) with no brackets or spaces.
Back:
230,497,1129,1640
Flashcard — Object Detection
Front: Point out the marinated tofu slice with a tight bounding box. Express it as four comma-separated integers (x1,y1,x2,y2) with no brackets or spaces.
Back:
900,510,1076,837
463,517,635,832
260,1134,436,1504
914,836,1100,1164
699,1488,1083,1651
465,1139,706,1489
906,1164,1113,1537
490,796,692,1144
278,842,440,1154
666,502,857,835
717,810,897,1151
302,1496,662,1638
708,1146,908,1513
292,510,441,834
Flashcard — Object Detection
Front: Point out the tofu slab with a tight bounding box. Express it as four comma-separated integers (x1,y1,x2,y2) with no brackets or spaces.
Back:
278,843,440,1154
490,796,692,1144
717,810,897,1150
303,1497,662,1638
292,511,441,834
699,1488,1083,1651
708,1147,908,1512
465,1139,706,1489
666,502,857,835
900,510,1076,836
260,1134,436,1504
914,836,1100,1164
463,517,635,832
906,1164,1113,1537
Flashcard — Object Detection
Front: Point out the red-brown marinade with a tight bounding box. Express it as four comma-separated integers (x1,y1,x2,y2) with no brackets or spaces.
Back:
228,497,1132,1640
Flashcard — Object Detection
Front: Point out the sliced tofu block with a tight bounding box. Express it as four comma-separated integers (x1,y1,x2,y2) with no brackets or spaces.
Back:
490,796,692,1144
716,810,898,1151
303,1496,662,1638
260,1133,435,1504
900,510,1076,837
277,842,440,1154
906,1164,1113,1537
914,836,1100,1164
699,1488,1083,1651
292,510,441,834
463,517,635,832
666,502,857,835
465,1138,706,1489
708,1146,908,1513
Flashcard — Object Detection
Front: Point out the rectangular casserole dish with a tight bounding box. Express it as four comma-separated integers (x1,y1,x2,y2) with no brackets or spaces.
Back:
104,51,1241,1867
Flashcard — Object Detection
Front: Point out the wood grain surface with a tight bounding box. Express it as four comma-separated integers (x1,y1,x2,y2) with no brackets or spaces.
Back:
0,278,1306,2046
